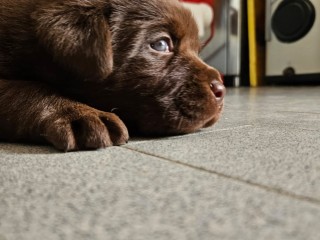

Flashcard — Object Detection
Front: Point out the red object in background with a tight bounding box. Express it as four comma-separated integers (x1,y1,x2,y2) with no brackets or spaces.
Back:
181,0,214,7
180,0,215,48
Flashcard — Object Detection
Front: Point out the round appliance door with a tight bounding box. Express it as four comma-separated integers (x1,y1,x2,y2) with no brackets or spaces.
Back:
272,0,316,43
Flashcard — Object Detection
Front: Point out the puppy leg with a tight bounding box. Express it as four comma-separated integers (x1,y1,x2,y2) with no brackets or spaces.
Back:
0,80,129,151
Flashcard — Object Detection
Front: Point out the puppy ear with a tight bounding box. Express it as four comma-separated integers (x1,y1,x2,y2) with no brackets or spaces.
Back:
33,0,113,82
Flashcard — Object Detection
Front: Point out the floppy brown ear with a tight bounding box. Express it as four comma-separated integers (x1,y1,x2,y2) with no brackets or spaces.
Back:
32,0,113,82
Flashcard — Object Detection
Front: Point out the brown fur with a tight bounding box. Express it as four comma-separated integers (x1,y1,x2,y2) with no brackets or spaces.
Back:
0,0,225,151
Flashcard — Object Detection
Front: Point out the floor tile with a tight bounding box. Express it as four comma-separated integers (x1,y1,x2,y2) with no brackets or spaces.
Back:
127,87,320,201
1,147,320,240
225,87,320,113
127,126,320,200
215,109,320,131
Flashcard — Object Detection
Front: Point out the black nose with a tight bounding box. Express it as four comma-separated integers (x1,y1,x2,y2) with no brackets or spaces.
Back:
210,80,226,104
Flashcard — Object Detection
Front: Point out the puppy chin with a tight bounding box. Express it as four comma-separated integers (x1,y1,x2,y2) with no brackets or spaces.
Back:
135,115,218,136
125,103,223,136
175,110,223,133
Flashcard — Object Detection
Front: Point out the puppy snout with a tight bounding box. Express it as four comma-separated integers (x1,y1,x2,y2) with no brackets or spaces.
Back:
210,80,226,104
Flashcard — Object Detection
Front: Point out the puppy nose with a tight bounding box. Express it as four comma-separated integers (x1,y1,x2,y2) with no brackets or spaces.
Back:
210,80,226,104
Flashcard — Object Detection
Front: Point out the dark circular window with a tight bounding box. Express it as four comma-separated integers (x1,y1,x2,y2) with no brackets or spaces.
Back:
272,0,316,43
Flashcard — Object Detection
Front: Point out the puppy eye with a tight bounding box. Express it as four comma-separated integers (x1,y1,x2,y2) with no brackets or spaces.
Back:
150,39,170,52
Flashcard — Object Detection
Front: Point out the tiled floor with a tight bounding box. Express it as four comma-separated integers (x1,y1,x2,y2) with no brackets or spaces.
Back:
1,87,320,240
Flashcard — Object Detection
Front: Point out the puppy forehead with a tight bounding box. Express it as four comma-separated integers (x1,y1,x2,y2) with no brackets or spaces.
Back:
114,0,200,47
158,0,199,38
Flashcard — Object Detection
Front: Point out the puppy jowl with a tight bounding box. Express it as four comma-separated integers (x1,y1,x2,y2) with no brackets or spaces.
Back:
0,0,225,151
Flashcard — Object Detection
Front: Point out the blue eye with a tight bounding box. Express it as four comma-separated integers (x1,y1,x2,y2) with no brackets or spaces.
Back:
150,39,170,52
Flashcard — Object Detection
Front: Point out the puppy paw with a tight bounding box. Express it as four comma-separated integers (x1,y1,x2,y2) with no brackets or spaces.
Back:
41,105,129,151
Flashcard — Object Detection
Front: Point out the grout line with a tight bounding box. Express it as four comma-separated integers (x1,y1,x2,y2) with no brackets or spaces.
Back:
169,125,254,138
127,125,254,145
124,146,320,207
276,111,320,115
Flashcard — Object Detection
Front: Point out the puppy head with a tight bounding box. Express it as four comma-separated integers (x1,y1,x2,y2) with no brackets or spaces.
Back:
95,0,226,135
37,0,225,135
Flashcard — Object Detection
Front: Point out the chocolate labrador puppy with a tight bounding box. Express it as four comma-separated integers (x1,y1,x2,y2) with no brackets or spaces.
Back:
0,0,226,151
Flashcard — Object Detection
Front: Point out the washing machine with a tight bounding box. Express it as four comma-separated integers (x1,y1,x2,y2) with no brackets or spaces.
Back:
201,0,248,87
266,0,320,82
